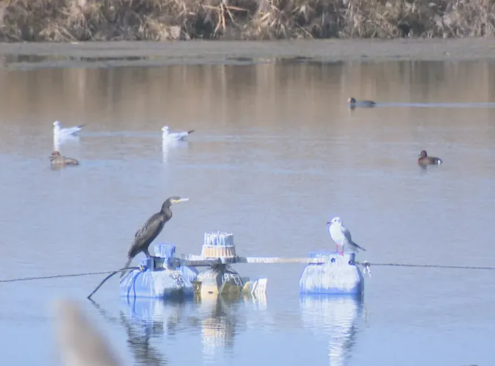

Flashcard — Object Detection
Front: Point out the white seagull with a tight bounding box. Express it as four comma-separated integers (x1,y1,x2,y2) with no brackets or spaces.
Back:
327,217,366,255
162,126,195,141
53,121,84,137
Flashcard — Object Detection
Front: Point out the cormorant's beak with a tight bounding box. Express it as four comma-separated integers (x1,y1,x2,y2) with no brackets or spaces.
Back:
172,198,189,204
326,221,331,224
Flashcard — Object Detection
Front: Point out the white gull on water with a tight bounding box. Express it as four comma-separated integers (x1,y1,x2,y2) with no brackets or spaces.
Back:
327,217,366,255
162,125,195,141
53,120,85,137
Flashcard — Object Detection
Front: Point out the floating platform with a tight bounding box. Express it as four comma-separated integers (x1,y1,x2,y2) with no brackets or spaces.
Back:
193,264,267,301
119,232,367,300
120,235,268,300
299,251,364,297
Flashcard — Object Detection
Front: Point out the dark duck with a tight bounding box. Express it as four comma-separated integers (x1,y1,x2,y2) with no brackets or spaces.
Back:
50,151,79,167
348,97,377,108
418,150,443,165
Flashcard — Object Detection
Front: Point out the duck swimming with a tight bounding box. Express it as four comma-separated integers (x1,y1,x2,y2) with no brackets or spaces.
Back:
50,151,79,167
418,150,442,165
348,97,376,108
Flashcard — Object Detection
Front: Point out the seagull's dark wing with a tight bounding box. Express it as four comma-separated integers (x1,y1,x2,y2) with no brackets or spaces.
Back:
342,226,353,244
343,225,366,250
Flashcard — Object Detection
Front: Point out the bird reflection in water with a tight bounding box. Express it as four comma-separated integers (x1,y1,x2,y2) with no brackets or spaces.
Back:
53,134,80,152
120,313,167,366
89,293,257,364
54,293,265,366
300,295,365,366
121,295,243,361
89,299,169,366
161,138,190,164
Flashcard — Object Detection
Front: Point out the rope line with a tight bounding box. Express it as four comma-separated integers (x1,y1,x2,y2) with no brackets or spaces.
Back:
0,270,116,283
1,261,495,285
87,267,140,300
357,261,495,271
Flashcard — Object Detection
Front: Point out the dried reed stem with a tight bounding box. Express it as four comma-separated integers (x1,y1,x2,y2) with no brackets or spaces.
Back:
0,0,494,41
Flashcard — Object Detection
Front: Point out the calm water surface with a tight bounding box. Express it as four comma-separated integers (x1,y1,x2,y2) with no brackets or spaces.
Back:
1,59,495,366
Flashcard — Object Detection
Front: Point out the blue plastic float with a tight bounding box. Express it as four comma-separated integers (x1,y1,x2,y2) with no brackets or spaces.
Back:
299,251,364,297
119,243,199,300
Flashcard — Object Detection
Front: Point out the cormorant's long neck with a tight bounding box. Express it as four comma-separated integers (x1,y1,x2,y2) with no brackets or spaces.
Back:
160,205,172,218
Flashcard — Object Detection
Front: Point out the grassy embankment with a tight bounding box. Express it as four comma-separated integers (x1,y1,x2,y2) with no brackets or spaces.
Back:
0,0,494,41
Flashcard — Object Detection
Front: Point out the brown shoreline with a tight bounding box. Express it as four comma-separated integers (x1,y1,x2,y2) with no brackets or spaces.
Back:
1,39,495,69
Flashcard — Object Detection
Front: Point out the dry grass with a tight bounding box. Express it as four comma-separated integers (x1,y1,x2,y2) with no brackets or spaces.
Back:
0,0,494,41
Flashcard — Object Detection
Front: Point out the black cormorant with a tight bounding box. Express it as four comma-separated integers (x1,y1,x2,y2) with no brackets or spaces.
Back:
120,196,189,277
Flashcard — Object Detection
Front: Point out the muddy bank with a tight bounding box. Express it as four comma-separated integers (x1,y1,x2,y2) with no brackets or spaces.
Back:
1,39,495,70
0,0,495,41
